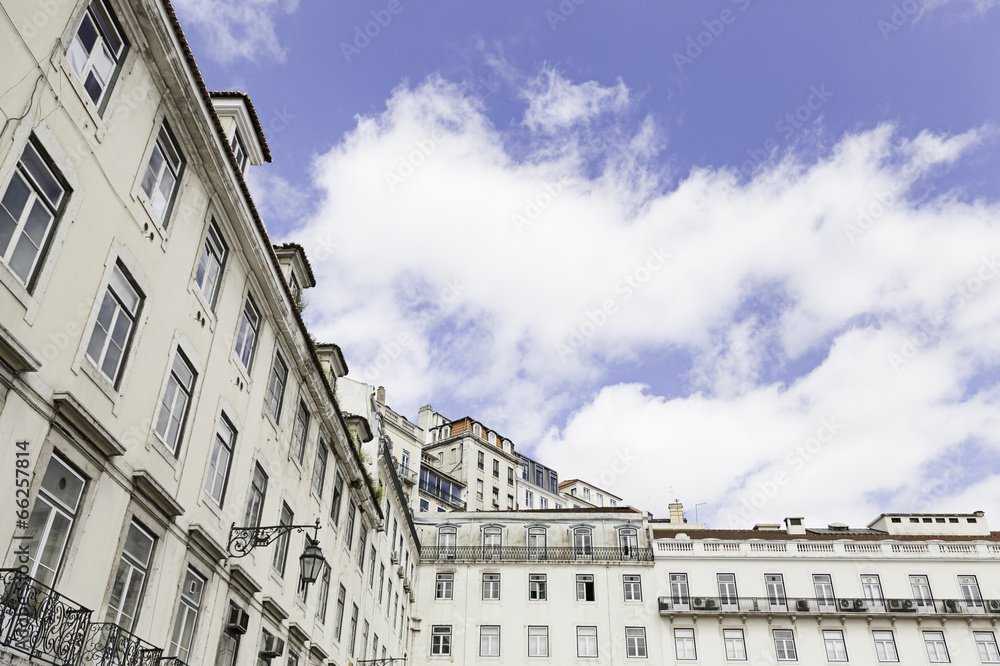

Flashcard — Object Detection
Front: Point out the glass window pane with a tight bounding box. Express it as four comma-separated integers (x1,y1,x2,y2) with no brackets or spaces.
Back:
21,143,64,209
40,455,86,511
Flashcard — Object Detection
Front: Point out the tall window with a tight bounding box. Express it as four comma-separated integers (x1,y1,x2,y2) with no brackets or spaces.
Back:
576,574,595,601
167,567,206,661
577,626,597,658
345,500,357,550
527,527,546,560
724,629,747,661
813,574,835,611
0,137,69,288
331,473,344,524
549,472,558,493
823,630,847,661
230,129,248,173
435,573,453,600
873,631,898,662
86,262,142,385
215,602,241,666
528,626,548,657
357,529,367,571
194,219,227,306
626,627,647,658
773,629,797,661
624,575,642,601
507,467,514,485
480,626,500,657
959,575,984,611
923,631,949,663
717,573,737,609
438,526,457,557
862,574,885,610
482,573,500,600
619,528,638,559
288,401,309,464
401,450,410,475
975,632,1000,663
431,626,451,655
317,564,331,622
483,527,501,559
154,350,196,454
535,467,543,486
348,604,359,656
492,459,499,478
105,521,155,631
528,574,546,601
573,527,593,560
525,490,533,508
271,503,292,576
233,296,260,370
334,585,346,641
670,574,689,608
360,621,369,659
204,415,236,505
66,0,127,110
368,547,376,587
243,463,267,528
477,451,484,470
312,440,328,497
909,575,933,610
765,574,787,610
23,454,86,587
265,353,288,421
378,563,385,603
476,479,483,500
674,628,696,660
138,124,184,225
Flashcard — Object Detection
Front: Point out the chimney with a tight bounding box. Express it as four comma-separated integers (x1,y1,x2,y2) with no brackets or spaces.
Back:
785,517,805,535
376,386,386,404
669,501,685,524
417,404,433,430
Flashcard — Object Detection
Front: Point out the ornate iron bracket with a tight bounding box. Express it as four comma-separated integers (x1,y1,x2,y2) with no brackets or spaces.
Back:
228,518,321,558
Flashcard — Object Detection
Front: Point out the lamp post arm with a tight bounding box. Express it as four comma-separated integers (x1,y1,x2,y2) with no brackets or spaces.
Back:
228,518,322,558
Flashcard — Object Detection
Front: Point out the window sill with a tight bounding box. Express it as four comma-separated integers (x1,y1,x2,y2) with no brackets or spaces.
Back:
146,431,182,475
197,492,226,524
188,282,219,333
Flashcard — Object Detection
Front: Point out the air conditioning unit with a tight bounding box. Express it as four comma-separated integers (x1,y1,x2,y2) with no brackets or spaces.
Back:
944,599,961,614
887,598,915,612
692,597,709,609
397,566,404,578
390,553,399,565
259,635,284,659
796,599,810,612
657,597,671,613
837,598,860,612
225,607,249,635
987,599,1000,613
403,578,412,593
854,598,866,611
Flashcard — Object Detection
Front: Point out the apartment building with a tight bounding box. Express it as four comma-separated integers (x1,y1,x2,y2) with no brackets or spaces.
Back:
0,2,414,666
515,452,563,510
560,479,623,509
410,507,999,665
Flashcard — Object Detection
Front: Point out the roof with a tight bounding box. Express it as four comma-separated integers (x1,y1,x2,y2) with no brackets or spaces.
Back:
273,242,317,287
651,529,1000,543
558,478,620,498
158,0,380,519
208,90,272,162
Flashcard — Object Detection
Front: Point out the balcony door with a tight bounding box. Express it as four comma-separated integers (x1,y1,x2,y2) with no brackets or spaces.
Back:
959,576,984,613
670,574,690,610
765,574,787,611
717,573,738,610
813,574,836,611
104,521,155,631
861,575,885,612
909,575,934,612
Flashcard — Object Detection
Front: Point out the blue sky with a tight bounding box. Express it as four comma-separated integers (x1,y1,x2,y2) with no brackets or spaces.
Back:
175,0,1000,527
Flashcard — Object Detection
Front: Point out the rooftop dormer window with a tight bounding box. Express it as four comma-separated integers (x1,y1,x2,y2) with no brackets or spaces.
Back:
229,128,248,173
473,423,482,437
487,432,496,445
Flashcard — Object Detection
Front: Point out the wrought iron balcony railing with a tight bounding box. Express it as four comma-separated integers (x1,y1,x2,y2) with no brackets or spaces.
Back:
417,480,466,509
82,622,162,666
0,568,93,666
420,546,654,563
657,595,1000,616
397,464,417,485
356,659,407,666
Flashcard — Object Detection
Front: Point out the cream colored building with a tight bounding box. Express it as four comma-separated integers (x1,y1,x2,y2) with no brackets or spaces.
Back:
0,1,415,665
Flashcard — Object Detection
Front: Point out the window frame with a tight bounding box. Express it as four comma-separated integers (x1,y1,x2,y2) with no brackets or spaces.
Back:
233,295,261,372
873,630,898,662
975,631,1000,664
674,628,696,660
104,519,156,631
435,572,453,600
193,218,228,309
724,628,747,661
528,573,546,601
204,413,237,506
822,629,847,662
479,625,500,657
923,631,950,663
138,121,185,227
312,439,328,498
264,351,289,422
577,626,598,658
243,462,268,529
528,626,548,658
623,574,642,601
431,626,451,656
576,574,595,602
84,260,143,388
64,0,129,115
153,348,196,455
482,573,500,601
166,566,206,662
626,627,647,659
773,629,797,662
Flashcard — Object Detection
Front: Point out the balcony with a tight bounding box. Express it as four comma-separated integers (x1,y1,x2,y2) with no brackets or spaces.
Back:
417,480,466,510
419,546,654,563
397,464,417,486
654,539,1000,558
0,569,93,666
657,595,1000,617
0,569,184,666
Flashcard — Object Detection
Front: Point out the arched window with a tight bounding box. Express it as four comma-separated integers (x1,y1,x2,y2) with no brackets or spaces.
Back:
483,527,502,560
573,527,594,560
527,527,547,561
502,440,512,453
618,528,639,560
442,425,451,438
437,526,457,558
487,432,496,445
473,423,482,437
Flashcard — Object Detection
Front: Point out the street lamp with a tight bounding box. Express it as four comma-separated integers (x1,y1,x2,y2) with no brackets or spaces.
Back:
227,518,326,589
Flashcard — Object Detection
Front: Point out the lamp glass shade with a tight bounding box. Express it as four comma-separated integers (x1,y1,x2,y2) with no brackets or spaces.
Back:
299,539,326,584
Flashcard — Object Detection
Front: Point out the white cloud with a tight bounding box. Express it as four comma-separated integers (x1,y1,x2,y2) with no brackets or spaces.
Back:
173,0,297,64
285,70,1000,527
